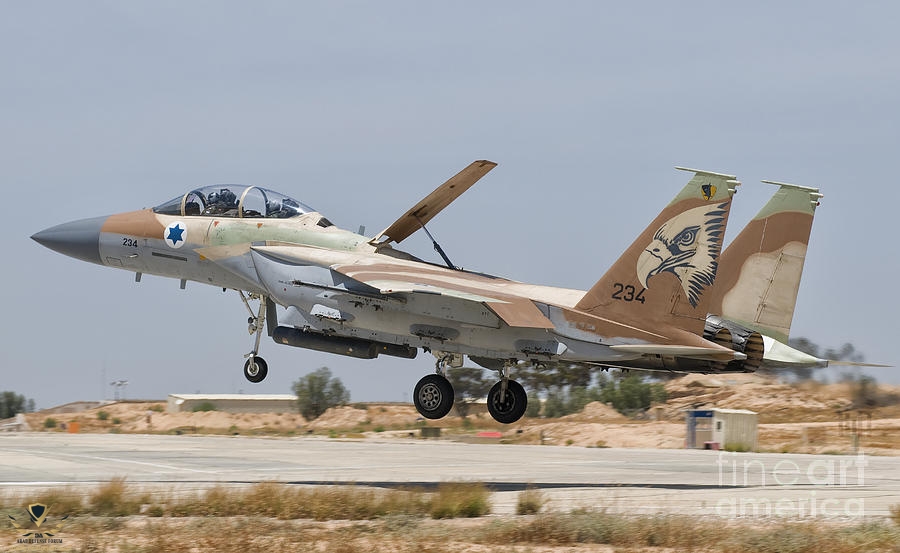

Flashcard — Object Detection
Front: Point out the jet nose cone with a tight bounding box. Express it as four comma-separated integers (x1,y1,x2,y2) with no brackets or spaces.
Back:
31,215,106,265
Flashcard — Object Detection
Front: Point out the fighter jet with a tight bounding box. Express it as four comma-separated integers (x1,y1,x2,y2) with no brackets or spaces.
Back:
34,161,749,424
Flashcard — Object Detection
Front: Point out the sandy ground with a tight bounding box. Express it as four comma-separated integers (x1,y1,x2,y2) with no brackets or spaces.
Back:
10,375,900,455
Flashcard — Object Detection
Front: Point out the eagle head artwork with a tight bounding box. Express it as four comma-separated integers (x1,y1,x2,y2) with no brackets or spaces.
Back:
636,202,727,307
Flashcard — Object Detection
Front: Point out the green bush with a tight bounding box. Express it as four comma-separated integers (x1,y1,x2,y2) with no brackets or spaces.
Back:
430,483,491,519
89,477,143,516
890,504,900,526
44,417,57,428
0,390,31,419
192,402,217,412
293,367,350,420
97,410,109,421
516,488,545,515
600,374,667,415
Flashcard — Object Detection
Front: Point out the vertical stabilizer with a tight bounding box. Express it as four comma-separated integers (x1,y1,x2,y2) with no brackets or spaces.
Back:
709,181,822,342
575,168,740,336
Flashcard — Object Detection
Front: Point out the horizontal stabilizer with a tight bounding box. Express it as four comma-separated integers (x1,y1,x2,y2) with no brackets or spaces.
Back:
825,360,893,368
371,160,497,245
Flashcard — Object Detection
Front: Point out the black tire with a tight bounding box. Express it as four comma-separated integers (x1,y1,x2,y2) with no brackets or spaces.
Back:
243,357,268,383
487,380,527,424
413,374,455,420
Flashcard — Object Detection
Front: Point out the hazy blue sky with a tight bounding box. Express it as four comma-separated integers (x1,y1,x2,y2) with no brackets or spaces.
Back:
3,2,898,408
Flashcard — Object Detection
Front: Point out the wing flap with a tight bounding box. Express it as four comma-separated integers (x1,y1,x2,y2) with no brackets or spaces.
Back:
488,301,556,329
371,160,497,245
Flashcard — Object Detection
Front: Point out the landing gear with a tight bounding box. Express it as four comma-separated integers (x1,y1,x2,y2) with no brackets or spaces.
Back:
413,354,456,419
414,374,455,419
487,379,527,424
485,361,527,424
243,357,268,383
238,290,269,383
414,354,528,424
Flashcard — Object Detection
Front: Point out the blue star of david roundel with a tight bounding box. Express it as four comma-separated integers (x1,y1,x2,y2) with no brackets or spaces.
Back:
165,221,187,249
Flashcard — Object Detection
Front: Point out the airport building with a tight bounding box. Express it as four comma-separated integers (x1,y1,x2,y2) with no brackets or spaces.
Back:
167,394,298,414
685,408,758,451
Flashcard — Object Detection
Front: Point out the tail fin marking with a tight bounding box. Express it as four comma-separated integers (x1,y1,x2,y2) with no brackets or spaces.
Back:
574,167,740,336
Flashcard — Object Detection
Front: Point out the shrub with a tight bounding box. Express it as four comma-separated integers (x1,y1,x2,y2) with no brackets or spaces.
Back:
293,367,350,420
516,488,545,515
97,410,109,421
430,483,491,519
600,374,667,415
44,417,57,429
89,477,142,516
192,402,217,412
27,487,85,516
542,386,606,418
891,504,900,526
0,390,31,418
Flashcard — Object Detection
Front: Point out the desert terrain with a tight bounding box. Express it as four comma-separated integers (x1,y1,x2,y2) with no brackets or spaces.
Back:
15,374,900,455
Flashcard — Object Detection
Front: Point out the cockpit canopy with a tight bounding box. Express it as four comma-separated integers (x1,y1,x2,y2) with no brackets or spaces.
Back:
153,185,316,219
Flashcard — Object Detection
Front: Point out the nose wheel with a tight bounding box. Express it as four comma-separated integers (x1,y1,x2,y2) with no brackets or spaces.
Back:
244,356,268,383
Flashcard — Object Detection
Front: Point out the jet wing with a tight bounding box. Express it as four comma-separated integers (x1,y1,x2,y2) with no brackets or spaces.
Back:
251,242,554,329
370,160,497,245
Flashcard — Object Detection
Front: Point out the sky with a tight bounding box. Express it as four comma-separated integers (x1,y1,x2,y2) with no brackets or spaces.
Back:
2,2,898,409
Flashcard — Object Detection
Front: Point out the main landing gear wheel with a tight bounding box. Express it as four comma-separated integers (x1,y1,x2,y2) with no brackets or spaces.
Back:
487,379,527,424
413,374,455,420
244,357,268,383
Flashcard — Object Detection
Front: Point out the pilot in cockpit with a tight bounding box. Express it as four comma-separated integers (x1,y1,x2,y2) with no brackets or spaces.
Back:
204,189,238,216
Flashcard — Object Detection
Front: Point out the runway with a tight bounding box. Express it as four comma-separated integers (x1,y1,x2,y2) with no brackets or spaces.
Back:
2,433,898,519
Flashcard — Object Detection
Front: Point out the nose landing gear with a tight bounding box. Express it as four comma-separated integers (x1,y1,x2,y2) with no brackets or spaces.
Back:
238,290,269,383
243,356,268,383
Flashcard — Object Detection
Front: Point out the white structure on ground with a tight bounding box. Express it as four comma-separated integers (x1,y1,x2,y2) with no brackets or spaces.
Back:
167,394,298,414
685,408,758,451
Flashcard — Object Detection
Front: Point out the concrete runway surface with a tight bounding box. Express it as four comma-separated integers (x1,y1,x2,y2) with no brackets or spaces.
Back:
2,433,898,519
